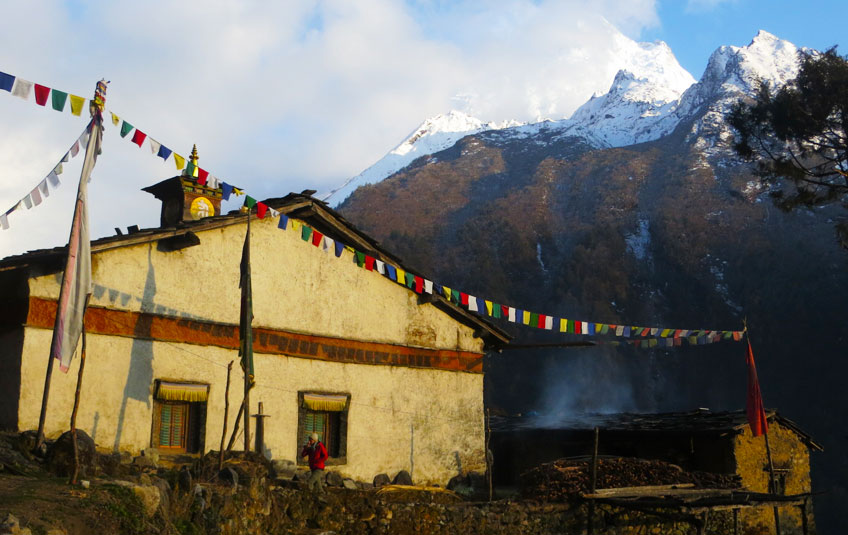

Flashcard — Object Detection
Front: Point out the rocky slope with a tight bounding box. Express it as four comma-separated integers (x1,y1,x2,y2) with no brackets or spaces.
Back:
336,31,845,533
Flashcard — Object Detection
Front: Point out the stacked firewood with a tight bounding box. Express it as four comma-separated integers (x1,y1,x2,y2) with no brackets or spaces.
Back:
519,457,741,502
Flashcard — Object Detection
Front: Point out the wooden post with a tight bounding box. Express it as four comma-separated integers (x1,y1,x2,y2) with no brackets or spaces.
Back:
799,501,809,535
69,297,91,485
226,401,245,452
243,382,251,453
764,432,781,535
242,213,251,454
733,508,739,535
588,426,599,535
485,408,493,502
218,361,233,471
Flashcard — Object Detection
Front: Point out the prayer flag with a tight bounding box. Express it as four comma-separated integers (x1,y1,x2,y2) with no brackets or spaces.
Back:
522,310,531,325
396,267,405,284
11,78,32,100
477,297,487,313
131,129,147,147
312,230,323,247
484,301,493,316
149,138,161,155
529,312,539,327
544,315,553,330
239,218,255,386
424,279,433,294
244,196,257,210
47,172,60,188
221,182,233,200
559,319,567,332
414,276,423,294
405,273,415,289
386,264,397,281
173,153,186,170
575,321,583,334
0,213,8,230
301,225,312,242
120,120,134,138
623,326,631,337
586,323,596,335
746,339,769,436
492,304,502,319
468,296,478,312
51,116,102,373
365,255,375,271
197,168,209,185
375,260,385,274
460,293,469,306
443,287,452,300
185,161,197,177
0,71,14,92
51,89,68,111
69,94,85,116
111,112,120,125
323,236,333,253
256,202,268,219
508,307,516,322
334,240,345,258
615,325,624,336
157,145,172,161
278,214,289,229
70,141,80,158
30,187,42,206
33,84,50,106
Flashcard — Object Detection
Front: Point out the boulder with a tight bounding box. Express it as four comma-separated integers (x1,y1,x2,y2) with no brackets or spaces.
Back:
325,471,344,487
131,454,157,472
373,473,390,488
392,470,413,486
134,485,161,517
447,473,469,492
177,466,193,492
152,477,172,518
97,452,122,477
45,430,96,478
270,459,296,480
342,478,358,490
218,466,239,488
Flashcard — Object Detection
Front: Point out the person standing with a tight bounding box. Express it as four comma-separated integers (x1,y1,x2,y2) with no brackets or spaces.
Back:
301,432,328,494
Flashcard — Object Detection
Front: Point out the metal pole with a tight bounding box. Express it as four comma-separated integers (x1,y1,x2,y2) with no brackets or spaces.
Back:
219,361,233,471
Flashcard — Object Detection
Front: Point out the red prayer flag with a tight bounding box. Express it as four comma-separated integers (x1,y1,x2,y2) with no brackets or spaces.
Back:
414,276,423,294
256,202,268,219
131,129,147,147
34,84,50,106
460,293,469,306
311,229,323,246
197,167,209,185
365,255,375,271
575,321,583,334
537,314,546,329
746,339,769,437
501,305,509,317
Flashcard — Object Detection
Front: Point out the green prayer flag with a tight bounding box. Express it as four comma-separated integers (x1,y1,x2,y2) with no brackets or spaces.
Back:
355,251,365,267
51,89,68,112
301,225,313,242
405,272,414,288
600,324,609,334
493,304,502,319
530,312,539,326
244,196,257,209
567,320,575,334
120,120,134,138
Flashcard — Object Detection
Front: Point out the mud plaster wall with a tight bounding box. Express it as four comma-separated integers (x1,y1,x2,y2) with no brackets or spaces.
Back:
734,423,814,534
17,215,487,484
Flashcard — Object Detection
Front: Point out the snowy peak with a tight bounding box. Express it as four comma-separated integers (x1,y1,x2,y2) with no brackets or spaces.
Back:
323,111,519,204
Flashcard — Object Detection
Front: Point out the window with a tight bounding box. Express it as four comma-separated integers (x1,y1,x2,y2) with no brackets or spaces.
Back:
297,392,350,465
152,381,208,454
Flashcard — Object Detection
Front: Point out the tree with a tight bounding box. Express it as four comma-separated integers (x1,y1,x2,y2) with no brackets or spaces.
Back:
728,47,848,246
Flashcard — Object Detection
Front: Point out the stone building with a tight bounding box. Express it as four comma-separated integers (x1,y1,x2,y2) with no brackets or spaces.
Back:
491,409,821,533
0,173,509,485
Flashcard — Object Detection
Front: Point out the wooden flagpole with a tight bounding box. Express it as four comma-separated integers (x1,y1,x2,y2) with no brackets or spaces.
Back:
69,295,91,485
243,212,251,453
218,361,233,471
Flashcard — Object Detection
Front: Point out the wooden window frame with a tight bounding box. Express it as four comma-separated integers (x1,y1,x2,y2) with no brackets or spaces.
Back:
297,391,350,466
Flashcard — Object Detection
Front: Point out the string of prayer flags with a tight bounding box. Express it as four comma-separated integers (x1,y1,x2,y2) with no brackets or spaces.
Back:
1,121,92,230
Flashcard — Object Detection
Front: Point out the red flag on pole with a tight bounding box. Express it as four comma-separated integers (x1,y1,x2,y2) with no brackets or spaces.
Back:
746,339,769,436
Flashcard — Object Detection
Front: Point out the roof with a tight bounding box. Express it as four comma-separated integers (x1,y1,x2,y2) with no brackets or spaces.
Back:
490,409,822,450
0,190,511,348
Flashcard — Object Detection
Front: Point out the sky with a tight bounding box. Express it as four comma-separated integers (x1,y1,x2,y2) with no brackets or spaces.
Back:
0,0,846,258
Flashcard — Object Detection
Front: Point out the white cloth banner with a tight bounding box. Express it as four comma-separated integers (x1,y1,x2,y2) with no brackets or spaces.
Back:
11,78,32,100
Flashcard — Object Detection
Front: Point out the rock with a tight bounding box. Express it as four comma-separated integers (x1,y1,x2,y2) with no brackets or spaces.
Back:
177,466,193,492
218,466,239,488
392,470,413,486
1,513,19,532
152,477,171,517
358,481,374,490
373,473,391,487
97,452,122,477
138,473,152,486
271,459,296,480
325,471,344,487
342,478,358,490
45,430,96,478
140,449,160,465
131,454,157,472
133,485,161,517
447,474,469,491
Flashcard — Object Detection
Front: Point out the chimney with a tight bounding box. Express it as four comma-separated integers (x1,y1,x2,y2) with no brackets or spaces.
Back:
141,145,223,227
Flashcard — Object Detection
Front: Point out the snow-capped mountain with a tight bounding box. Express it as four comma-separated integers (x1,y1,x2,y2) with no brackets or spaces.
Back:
320,111,521,203
327,30,801,206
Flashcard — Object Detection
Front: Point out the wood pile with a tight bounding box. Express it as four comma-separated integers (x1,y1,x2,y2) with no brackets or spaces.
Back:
519,457,741,502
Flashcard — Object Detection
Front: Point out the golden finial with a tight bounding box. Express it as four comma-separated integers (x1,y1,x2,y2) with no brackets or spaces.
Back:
190,144,199,166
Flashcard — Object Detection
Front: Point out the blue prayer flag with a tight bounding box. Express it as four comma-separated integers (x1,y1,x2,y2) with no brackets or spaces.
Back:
334,240,345,257
157,145,172,161
386,264,397,281
0,72,14,92
221,182,233,200
623,326,632,337
278,214,289,230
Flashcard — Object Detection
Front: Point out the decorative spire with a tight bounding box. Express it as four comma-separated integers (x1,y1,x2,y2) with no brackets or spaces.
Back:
190,144,199,167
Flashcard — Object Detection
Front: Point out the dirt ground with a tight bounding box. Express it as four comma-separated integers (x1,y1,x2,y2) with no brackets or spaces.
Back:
0,475,155,535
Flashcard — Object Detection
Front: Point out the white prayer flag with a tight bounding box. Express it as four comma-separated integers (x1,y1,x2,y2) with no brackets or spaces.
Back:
23,195,33,209
545,316,554,330
424,279,433,294
47,172,60,188
0,213,8,230
615,325,624,336
11,78,32,100
149,138,161,155
468,295,478,312
30,187,42,206
39,179,50,198
70,141,80,158
375,259,385,274
508,307,516,322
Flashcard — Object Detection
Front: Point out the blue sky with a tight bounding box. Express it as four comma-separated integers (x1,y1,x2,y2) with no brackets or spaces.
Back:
0,0,844,257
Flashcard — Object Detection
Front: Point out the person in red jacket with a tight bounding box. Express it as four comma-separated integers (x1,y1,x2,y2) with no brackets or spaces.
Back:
300,432,328,493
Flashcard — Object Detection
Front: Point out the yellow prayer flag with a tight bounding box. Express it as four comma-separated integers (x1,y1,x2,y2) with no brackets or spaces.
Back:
173,153,186,170
595,323,603,332
522,310,531,325
232,188,244,196
396,267,405,284
559,319,568,332
69,95,85,116
111,112,120,126
484,300,493,315
443,286,452,299
660,328,672,337
291,220,301,232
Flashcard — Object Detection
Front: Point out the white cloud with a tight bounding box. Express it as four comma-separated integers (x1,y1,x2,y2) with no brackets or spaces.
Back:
685,0,737,12
0,0,663,258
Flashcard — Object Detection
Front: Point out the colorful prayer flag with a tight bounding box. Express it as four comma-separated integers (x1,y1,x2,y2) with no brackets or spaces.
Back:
334,240,345,258
746,339,769,436
120,120,134,138
197,168,209,185
51,89,68,112
131,129,147,147
244,196,257,210
221,182,233,200
69,94,85,116
0,71,14,92
365,255,375,271
559,319,567,332
301,224,312,242
173,153,185,170
278,213,289,230
11,78,32,100
111,112,120,125
33,84,50,106
312,229,323,247
256,202,268,219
